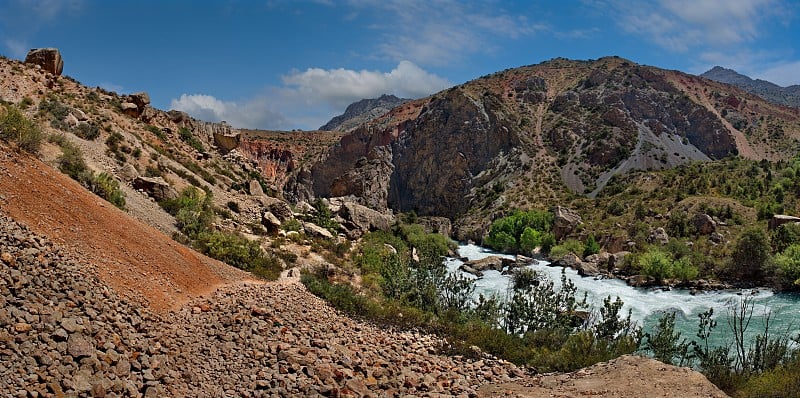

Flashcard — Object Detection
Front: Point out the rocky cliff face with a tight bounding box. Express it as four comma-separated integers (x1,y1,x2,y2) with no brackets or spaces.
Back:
309,57,800,230
320,94,410,132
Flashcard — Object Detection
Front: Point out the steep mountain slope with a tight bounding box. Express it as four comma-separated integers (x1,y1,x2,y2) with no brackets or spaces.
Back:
320,94,410,132
309,57,800,236
701,66,800,108
0,143,250,311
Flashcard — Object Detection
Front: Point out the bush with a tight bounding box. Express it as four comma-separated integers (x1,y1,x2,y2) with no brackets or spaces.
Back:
195,231,280,280
549,239,584,259
772,244,800,289
772,223,800,253
74,122,100,140
179,127,204,152
730,228,771,282
0,106,43,153
89,172,125,209
583,235,600,257
57,140,91,183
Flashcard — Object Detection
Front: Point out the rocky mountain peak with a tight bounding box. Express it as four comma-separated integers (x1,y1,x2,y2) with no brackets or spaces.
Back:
319,94,410,132
701,66,800,107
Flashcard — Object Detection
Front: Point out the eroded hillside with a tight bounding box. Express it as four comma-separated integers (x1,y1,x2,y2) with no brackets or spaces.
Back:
309,57,800,238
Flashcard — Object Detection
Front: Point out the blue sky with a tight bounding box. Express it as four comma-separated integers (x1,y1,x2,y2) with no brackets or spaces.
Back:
1,0,798,130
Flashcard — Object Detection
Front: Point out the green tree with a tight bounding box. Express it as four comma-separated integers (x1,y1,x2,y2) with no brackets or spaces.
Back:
730,228,771,282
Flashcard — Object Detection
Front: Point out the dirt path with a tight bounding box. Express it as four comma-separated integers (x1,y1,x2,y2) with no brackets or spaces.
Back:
0,144,251,311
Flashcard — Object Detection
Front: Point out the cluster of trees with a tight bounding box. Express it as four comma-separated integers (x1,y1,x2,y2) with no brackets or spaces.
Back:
483,210,555,254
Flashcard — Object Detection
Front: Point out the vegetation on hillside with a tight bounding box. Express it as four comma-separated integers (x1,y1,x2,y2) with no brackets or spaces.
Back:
160,186,282,280
303,220,641,373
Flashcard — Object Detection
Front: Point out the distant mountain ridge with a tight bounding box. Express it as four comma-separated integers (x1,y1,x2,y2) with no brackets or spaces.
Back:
701,66,800,108
320,94,410,131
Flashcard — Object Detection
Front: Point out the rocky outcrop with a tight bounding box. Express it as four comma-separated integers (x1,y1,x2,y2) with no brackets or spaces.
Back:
339,201,394,233
693,213,716,235
649,227,670,245
24,48,63,75
552,206,582,240
132,176,178,201
320,94,410,132
768,214,800,230
417,216,453,237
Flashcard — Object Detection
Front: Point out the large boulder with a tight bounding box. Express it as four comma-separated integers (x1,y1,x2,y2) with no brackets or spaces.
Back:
693,213,716,235
340,202,394,232
417,216,452,237
132,177,178,201
24,48,63,75
128,92,151,109
249,179,264,196
552,206,582,240
258,196,293,221
649,227,669,245
768,214,800,230
463,256,514,272
120,102,139,117
303,222,333,239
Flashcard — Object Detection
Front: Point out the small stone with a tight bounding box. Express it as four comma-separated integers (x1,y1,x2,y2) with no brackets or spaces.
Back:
67,334,94,358
13,323,31,333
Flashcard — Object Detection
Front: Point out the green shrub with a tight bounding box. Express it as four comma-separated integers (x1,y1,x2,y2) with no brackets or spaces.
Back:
0,106,43,153
583,235,600,257
74,122,100,140
637,248,674,283
146,124,167,140
730,228,771,282
89,172,125,209
179,127,204,152
772,244,800,289
57,140,91,183
772,223,800,253
195,231,280,280
549,239,584,259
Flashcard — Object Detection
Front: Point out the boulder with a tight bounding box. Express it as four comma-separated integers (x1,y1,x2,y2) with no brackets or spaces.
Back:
608,251,631,270
303,222,333,239
128,92,151,109
463,256,514,272
24,48,63,75
649,227,669,245
553,253,581,269
709,232,725,244
295,201,315,214
768,214,800,230
249,179,264,196
258,196,293,221
261,211,281,232
693,213,716,235
458,264,484,278
552,206,582,240
167,110,191,124
576,261,601,277
118,163,139,182
416,216,452,237
65,113,79,128
339,202,394,232
120,102,139,117
132,176,178,201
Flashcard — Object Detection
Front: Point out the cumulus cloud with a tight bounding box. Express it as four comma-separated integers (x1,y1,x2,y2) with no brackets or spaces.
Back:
170,94,288,130
281,60,451,110
614,0,783,52
171,61,448,130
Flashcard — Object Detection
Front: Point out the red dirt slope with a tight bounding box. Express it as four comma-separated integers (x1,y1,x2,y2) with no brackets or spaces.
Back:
0,145,250,311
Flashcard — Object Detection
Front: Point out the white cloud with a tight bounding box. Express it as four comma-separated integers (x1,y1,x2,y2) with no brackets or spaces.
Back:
348,0,545,66
171,61,450,130
281,60,451,109
614,0,781,52
170,94,288,130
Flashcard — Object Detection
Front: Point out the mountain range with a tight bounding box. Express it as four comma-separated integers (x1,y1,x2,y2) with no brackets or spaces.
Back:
701,66,800,108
